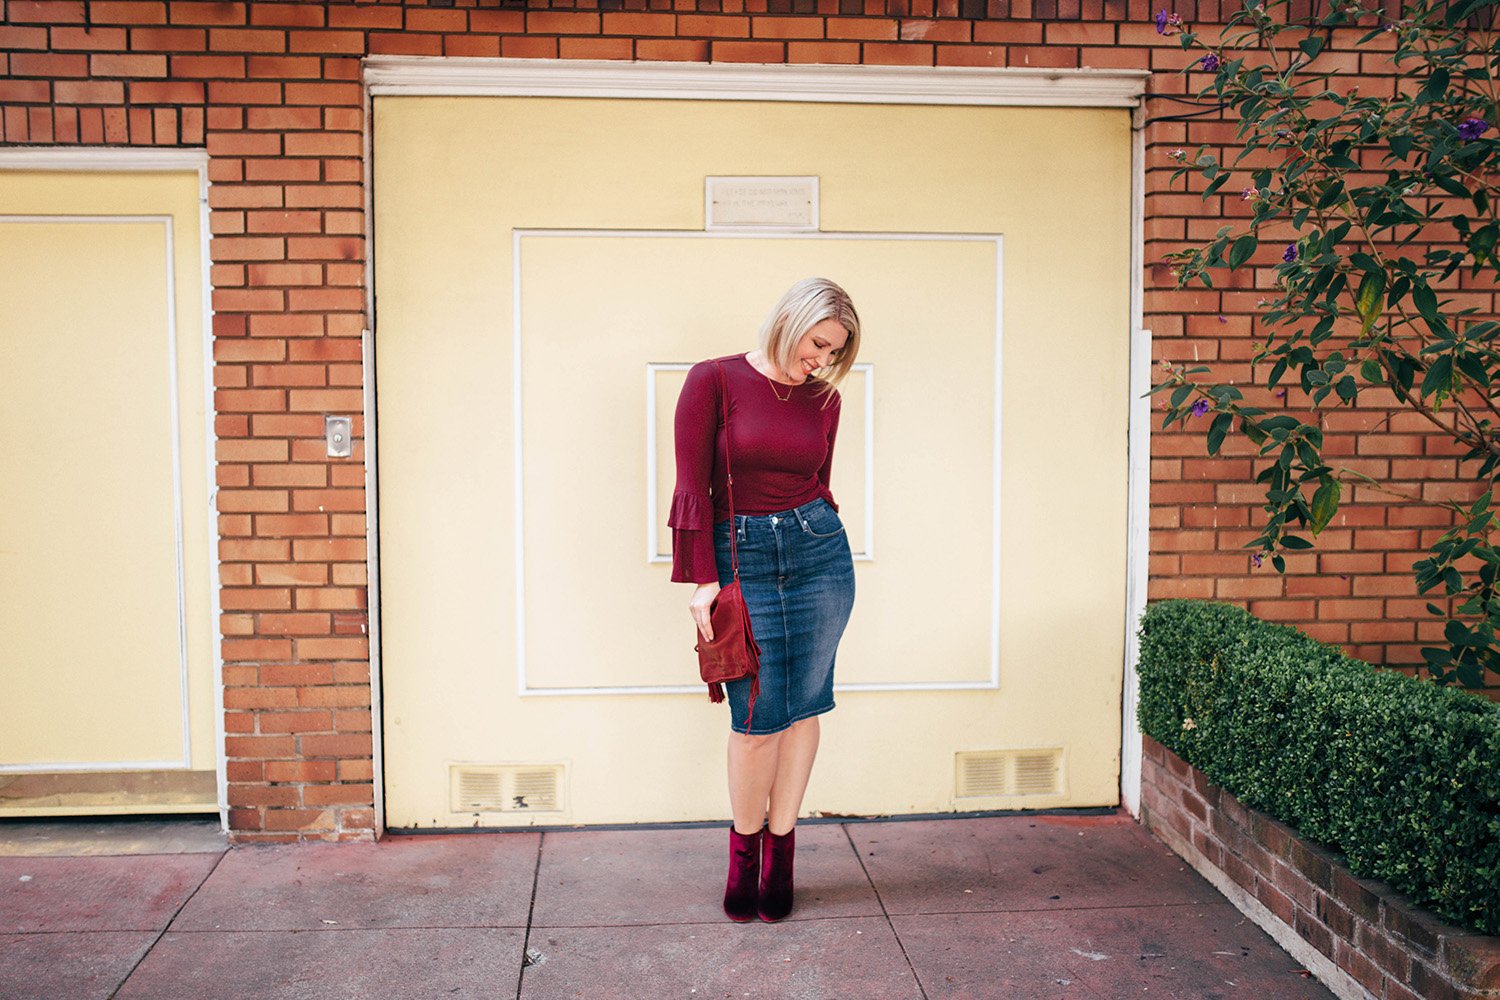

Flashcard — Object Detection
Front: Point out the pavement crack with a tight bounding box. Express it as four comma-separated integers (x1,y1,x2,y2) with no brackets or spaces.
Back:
842,823,930,1000
108,846,229,1000
514,830,544,1000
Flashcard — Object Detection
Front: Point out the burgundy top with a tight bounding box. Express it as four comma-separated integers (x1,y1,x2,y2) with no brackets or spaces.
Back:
670,353,843,584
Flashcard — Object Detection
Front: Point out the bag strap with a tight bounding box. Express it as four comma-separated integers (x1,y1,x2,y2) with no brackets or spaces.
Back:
712,359,739,581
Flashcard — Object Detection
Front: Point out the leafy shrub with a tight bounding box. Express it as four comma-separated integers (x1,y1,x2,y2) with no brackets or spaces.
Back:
1138,599,1500,935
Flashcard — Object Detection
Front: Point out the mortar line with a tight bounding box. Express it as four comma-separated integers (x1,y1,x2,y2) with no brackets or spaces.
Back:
842,822,930,1000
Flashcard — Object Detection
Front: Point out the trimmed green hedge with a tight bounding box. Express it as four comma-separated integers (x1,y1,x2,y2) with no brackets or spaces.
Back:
1138,599,1500,936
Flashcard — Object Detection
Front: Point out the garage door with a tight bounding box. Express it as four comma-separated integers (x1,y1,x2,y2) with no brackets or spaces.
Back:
373,93,1131,828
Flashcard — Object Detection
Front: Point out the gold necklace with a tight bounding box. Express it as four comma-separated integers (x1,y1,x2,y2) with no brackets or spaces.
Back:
751,352,795,402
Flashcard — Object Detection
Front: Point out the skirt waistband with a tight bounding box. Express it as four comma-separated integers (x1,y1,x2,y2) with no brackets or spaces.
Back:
717,497,827,525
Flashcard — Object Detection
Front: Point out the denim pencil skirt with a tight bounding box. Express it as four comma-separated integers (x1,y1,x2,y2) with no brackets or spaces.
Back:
712,497,856,736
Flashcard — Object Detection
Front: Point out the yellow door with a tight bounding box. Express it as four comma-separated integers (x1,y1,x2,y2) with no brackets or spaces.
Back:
0,167,218,815
374,97,1131,828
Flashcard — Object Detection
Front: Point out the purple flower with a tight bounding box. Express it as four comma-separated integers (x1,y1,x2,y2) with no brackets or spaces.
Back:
1154,9,1182,33
1458,117,1490,141
1283,244,1298,263
1252,553,1263,568
1200,53,1220,71
1189,399,1211,418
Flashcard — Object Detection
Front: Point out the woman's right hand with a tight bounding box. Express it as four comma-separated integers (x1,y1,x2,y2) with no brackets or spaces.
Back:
690,582,721,642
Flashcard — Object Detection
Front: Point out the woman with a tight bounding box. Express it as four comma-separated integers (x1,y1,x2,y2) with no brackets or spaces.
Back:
669,276,861,923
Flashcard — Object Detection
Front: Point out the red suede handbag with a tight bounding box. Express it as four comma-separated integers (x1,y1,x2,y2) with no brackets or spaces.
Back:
694,360,761,729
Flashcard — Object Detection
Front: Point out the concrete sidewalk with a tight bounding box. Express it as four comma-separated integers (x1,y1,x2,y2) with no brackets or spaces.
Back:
0,811,1334,999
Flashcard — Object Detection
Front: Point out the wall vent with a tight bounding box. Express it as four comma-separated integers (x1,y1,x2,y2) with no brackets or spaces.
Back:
449,763,565,813
955,749,1063,798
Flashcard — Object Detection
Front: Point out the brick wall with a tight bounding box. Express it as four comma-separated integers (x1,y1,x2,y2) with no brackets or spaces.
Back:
1141,735,1500,1000
1,0,1489,840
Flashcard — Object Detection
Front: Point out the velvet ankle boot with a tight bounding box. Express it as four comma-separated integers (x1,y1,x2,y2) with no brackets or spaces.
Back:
723,823,763,922
758,825,796,922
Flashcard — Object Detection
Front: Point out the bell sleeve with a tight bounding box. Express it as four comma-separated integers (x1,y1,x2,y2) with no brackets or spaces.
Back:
669,361,720,584
815,388,842,513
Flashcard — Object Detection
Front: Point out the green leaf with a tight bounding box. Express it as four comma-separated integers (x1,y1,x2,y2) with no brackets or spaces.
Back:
1360,359,1384,384
1298,36,1325,59
1229,235,1259,270
1207,412,1232,456
1413,280,1439,325
1310,479,1341,535
1417,67,1449,104
1282,535,1314,550
1356,270,1385,333
1421,354,1453,398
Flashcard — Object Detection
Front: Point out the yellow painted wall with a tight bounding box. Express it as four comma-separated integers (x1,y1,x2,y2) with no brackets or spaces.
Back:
374,97,1131,827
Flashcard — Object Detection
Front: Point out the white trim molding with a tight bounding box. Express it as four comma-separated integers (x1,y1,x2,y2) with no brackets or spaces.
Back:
364,56,1150,107
0,148,209,172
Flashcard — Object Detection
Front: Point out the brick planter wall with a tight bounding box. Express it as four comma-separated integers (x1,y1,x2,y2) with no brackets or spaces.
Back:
1140,734,1500,1000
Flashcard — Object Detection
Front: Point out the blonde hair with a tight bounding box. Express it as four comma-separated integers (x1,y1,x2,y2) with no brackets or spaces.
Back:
758,277,861,408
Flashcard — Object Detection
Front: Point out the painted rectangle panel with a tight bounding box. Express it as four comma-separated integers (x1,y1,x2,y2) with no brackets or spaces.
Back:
516,232,998,690
0,220,187,766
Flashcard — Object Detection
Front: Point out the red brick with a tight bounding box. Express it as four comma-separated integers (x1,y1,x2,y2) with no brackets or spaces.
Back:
130,26,207,49
441,34,500,57
0,80,50,102
53,80,125,103
826,16,897,38
863,41,933,64
10,52,89,76
365,33,442,57
129,80,205,103
92,1,167,22
211,80,282,105
169,2,247,25
91,52,169,76
601,11,675,34
560,36,634,59
302,784,373,806
788,40,859,62
208,27,287,52
222,639,293,661
328,5,402,29
937,45,1005,66
288,30,365,54
526,10,602,32
406,8,466,32
711,39,785,61
263,809,334,832
250,3,324,27
501,36,558,58
0,26,49,49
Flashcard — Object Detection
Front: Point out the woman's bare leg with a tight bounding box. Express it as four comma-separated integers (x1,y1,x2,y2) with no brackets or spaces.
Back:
727,716,823,835
766,716,820,835
726,730,781,834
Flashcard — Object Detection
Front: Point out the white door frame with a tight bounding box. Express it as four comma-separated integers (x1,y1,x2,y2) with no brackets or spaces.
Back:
360,57,1154,835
